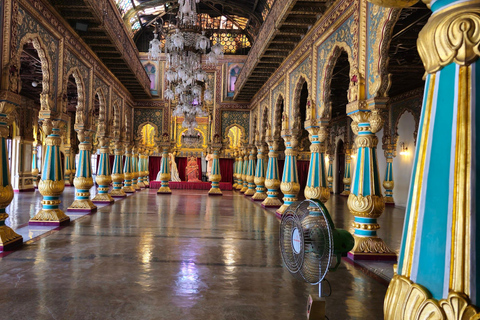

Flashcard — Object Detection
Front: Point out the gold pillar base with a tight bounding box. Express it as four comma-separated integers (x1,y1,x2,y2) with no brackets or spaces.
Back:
137,181,146,188
348,235,396,260
144,180,149,188
133,184,141,191
232,183,238,188
340,190,350,196
276,203,290,216
240,186,248,193
92,193,115,203
67,200,97,212
385,196,395,206
208,187,223,196
110,189,126,197
261,196,283,207
305,186,330,203
244,188,255,196
0,225,23,250
235,184,243,191
252,192,267,201
157,187,171,194
123,186,135,193
29,209,70,225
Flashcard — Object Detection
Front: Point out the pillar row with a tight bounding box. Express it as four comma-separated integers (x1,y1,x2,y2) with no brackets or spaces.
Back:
261,138,282,208
252,143,267,201
277,134,299,216
111,141,126,198
244,145,257,197
208,145,222,196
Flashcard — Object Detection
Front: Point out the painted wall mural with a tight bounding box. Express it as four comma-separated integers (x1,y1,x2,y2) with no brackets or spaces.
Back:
134,108,163,138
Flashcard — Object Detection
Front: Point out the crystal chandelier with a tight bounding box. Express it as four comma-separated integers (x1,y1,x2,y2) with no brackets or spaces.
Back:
148,0,223,131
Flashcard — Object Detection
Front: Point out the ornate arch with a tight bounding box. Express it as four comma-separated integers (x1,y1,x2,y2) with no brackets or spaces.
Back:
13,34,53,110
273,94,285,138
320,43,355,119
64,67,86,127
124,107,132,142
112,100,121,139
291,76,308,129
93,87,107,135
137,121,158,147
222,123,246,148
260,104,269,142
179,128,207,149
394,108,420,145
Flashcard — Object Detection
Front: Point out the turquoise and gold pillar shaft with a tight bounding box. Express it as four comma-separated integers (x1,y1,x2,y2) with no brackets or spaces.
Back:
32,141,39,188
244,145,257,196
92,137,114,203
232,150,238,189
277,134,299,216
30,120,70,226
347,109,393,258
252,144,267,201
261,138,282,208
123,145,135,193
0,103,23,248
327,157,334,192
64,146,72,186
235,151,243,191
208,146,222,196
380,0,480,315
131,148,140,191
137,149,146,189
240,149,249,193
383,148,395,205
144,152,150,188
340,146,352,196
304,125,330,203
157,146,171,194
111,141,126,197
68,131,97,212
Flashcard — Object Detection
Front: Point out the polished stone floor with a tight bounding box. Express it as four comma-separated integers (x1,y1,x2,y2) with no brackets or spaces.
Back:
0,188,400,319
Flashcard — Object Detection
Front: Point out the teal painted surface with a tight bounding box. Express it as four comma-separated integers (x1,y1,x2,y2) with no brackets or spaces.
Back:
415,63,456,300
474,62,480,305
431,0,460,12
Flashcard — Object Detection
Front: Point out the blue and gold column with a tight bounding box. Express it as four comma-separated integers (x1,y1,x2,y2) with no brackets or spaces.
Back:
30,119,70,226
92,137,114,203
235,150,243,191
383,144,395,206
340,145,352,196
32,141,39,189
277,134,300,216
137,148,146,189
0,102,23,249
232,150,238,189
347,108,393,259
144,151,150,188
244,145,257,196
261,138,283,208
68,131,97,212
157,145,171,194
304,125,330,203
327,156,334,193
111,141,126,197
208,144,222,196
131,148,140,191
64,146,73,186
374,0,480,315
252,143,267,201
123,145,135,193
240,148,248,193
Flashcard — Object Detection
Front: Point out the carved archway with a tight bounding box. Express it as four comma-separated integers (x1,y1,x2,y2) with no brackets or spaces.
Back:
260,105,269,142
93,87,107,136
222,124,245,149
64,67,86,127
273,95,284,139
394,108,419,145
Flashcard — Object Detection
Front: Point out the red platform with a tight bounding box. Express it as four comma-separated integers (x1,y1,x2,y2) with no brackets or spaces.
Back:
150,181,233,191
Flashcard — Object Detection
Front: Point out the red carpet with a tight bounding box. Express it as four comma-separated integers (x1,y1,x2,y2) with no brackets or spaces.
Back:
149,181,233,191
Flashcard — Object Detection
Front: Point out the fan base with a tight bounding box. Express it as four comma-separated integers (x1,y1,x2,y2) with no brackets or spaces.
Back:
306,295,325,319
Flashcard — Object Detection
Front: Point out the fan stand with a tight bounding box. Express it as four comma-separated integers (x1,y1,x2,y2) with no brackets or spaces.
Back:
306,295,325,319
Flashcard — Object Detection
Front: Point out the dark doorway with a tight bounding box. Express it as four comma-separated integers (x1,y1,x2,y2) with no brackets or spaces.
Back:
336,139,345,194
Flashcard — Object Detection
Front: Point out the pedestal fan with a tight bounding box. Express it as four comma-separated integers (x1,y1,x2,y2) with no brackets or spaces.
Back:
280,199,354,319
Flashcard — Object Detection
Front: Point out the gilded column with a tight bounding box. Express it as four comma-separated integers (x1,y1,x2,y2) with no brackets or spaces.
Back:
131,148,140,191
244,145,257,196
208,143,222,196
64,146,73,186
327,157,334,193
30,119,70,226
232,150,238,189
92,137,114,203
374,0,480,316
240,148,249,193
157,144,171,194
383,143,395,206
32,141,39,189
277,133,300,216
304,124,330,203
68,130,97,212
111,140,126,197
144,151,150,188
123,144,135,193
0,102,23,249
235,150,244,191
252,143,267,201
340,145,352,196
137,148,146,189
261,137,282,208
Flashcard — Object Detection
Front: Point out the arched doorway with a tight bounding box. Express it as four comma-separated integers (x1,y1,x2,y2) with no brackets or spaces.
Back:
336,139,345,194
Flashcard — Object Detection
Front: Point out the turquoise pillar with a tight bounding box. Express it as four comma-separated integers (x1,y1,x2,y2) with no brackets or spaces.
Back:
277,135,299,216
64,146,72,186
157,146,171,194
32,141,39,188
383,147,395,205
208,147,222,195
304,125,330,203
137,150,146,188
235,151,243,191
144,153,150,188
30,121,70,226
131,149,140,191
252,144,267,201
68,131,97,212
92,138,114,203
123,145,135,193
261,138,282,208
340,146,352,196
111,141,126,197
382,0,480,315
232,151,238,189
327,157,334,192
244,145,257,196
0,103,23,249
240,150,248,193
